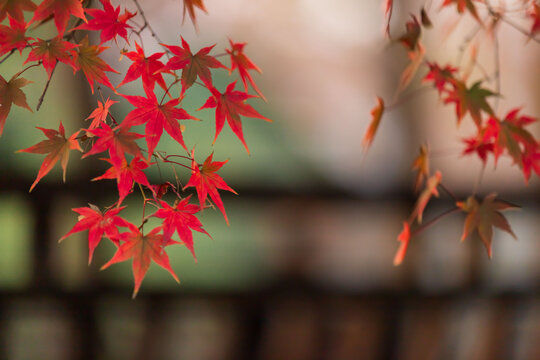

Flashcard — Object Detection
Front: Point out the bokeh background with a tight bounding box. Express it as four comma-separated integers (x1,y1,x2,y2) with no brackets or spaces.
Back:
2,0,540,359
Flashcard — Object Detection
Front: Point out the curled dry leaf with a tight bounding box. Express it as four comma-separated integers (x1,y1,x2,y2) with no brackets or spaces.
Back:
362,97,385,152
393,221,410,266
410,170,441,224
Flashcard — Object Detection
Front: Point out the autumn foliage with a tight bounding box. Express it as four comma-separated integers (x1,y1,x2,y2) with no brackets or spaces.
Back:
366,0,540,265
0,0,268,297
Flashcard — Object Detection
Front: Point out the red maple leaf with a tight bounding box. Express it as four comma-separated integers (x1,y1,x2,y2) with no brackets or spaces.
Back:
0,16,31,56
25,36,79,78
123,91,198,156
117,42,169,95
198,82,271,153
93,156,151,204
529,3,540,36
226,39,265,100
161,37,226,92
444,80,495,127
0,74,32,136
423,62,458,95
0,0,36,22
480,110,537,181
182,0,207,29
17,122,82,191
74,35,119,93
153,196,211,260
184,150,237,225
85,97,118,130
101,225,179,298
74,0,135,44
462,133,494,165
60,204,131,264
30,0,87,36
83,122,143,167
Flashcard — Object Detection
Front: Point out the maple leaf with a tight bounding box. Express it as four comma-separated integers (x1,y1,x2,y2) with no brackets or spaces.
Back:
184,150,237,225
421,6,432,28
457,193,518,258
383,0,393,36
18,122,82,192
521,149,540,182
0,74,32,136
101,225,180,298
529,3,540,37
182,0,207,29
60,204,131,264
93,156,151,204
226,39,265,100
441,0,481,22
444,80,495,127
411,144,429,192
161,37,226,93
83,122,143,167
123,91,198,156
423,62,458,95
198,81,271,153
398,15,421,52
462,133,494,165
362,97,385,151
393,221,410,266
153,196,211,260
410,170,441,223
0,16,31,56
74,0,135,44
0,0,36,22
85,97,118,130
118,42,169,95
398,42,425,94
74,35,119,93
30,0,87,36
25,36,79,78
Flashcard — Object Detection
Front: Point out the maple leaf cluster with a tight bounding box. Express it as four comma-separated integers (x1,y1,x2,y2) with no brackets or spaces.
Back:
366,1,540,265
0,0,270,297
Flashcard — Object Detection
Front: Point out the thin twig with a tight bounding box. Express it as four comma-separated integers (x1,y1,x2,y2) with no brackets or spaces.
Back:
498,13,540,44
493,33,501,112
439,182,459,202
411,207,460,237
36,63,57,111
13,62,42,78
0,49,16,65
385,85,432,112
132,0,164,44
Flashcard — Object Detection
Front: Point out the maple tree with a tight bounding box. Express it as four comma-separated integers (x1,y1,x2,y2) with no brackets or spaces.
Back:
366,0,540,265
0,0,269,296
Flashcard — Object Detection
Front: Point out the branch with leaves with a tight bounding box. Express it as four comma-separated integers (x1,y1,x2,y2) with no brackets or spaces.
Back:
365,0,538,265
0,0,270,297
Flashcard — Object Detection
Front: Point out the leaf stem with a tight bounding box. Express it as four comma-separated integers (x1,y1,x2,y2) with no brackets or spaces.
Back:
385,85,431,112
411,207,460,237
13,62,42,78
439,182,459,202
132,0,165,44
36,62,57,111
0,49,16,65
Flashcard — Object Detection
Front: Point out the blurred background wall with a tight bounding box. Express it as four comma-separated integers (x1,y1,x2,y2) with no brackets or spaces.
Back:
1,0,540,359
